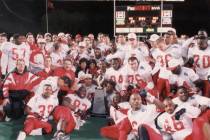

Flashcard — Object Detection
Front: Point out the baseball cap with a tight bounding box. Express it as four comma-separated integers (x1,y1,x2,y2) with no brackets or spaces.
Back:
127,33,137,40
149,34,160,42
78,73,85,81
110,51,125,61
44,33,52,37
37,38,46,43
84,74,92,79
168,59,181,70
75,34,82,39
166,28,176,35
78,41,86,47
58,32,65,37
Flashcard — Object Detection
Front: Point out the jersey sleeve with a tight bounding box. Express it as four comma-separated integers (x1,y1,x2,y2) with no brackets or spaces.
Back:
155,113,165,130
85,99,92,110
24,44,31,67
181,37,194,57
185,104,201,118
104,69,110,80
53,98,59,107
187,47,194,59
188,68,199,82
147,104,157,113
171,45,182,59
27,96,36,109
1,43,10,75
195,95,210,107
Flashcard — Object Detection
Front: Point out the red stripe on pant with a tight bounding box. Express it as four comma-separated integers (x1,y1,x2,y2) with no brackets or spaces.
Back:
23,117,52,135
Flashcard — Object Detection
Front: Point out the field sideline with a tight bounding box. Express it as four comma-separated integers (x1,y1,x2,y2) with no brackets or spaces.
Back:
0,117,107,140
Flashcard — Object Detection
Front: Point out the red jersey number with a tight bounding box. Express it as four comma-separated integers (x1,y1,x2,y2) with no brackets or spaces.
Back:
193,55,210,68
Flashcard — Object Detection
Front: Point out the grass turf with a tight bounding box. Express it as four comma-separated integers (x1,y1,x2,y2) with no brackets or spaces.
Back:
0,117,107,140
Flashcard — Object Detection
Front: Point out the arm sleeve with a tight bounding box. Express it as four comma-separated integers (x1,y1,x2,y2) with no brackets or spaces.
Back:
27,96,36,109
187,47,194,59
188,69,199,82
185,104,201,118
1,43,10,75
182,37,194,51
143,73,155,90
24,44,31,67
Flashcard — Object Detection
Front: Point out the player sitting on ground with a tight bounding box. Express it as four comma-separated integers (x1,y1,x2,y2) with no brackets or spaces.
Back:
52,97,76,140
118,91,164,140
155,97,201,140
100,94,131,140
65,85,91,130
16,84,58,140
173,86,210,140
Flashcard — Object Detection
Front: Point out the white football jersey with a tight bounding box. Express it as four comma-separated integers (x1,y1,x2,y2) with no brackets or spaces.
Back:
152,45,183,79
157,103,201,139
111,102,131,124
66,94,91,130
84,84,97,101
60,43,70,56
110,105,127,124
1,42,30,75
34,76,59,97
97,43,111,52
50,52,65,67
173,94,210,108
124,46,147,64
188,45,210,80
124,62,153,89
127,105,159,134
27,94,58,121
104,66,127,91
168,67,199,88
66,94,91,112
45,42,54,53
117,43,129,52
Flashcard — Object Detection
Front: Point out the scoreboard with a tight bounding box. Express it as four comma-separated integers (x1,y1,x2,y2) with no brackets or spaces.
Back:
115,4,173,34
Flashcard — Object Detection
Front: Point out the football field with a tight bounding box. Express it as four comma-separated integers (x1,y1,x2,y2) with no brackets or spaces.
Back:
0,117,107,140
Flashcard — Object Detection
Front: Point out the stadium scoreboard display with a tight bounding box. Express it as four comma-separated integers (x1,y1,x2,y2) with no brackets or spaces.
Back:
115,4,173,34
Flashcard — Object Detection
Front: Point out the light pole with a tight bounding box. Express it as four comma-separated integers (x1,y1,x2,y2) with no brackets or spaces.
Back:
46,0,49,33
160,0,163,36
113,0,116,39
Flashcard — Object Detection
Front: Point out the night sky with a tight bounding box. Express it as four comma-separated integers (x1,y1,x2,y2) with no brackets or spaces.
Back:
0,0,210,37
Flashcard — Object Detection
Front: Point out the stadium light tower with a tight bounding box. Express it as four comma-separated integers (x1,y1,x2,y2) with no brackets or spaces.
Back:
113,0,116,39
160,0,163,36
46,0,49,33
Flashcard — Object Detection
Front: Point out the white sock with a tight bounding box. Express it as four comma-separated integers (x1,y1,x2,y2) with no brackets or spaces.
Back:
16,131,26,140
29,128,42,136
57,119,63,131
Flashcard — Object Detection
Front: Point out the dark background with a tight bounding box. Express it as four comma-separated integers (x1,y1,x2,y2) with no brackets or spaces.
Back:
0,0,210,37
